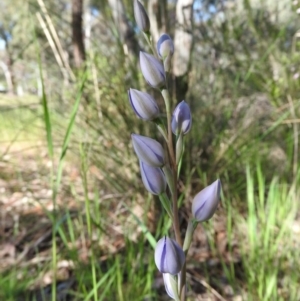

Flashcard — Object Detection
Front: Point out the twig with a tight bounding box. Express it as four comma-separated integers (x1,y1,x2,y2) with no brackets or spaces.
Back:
188,270,228,301
37,0,75,81
287,94,298,178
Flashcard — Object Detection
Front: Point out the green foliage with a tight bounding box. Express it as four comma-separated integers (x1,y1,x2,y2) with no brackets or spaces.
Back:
186,0,300,189
240,165,300,300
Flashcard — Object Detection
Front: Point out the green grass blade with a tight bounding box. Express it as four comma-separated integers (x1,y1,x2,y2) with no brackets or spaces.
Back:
83,266,115,301
53,72,88,200
123,203,156,249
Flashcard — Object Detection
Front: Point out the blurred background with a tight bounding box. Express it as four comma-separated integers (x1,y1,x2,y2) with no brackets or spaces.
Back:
0,0,299,300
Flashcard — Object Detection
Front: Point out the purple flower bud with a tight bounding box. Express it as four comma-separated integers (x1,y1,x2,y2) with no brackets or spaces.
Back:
192,179,222,222
131,134,165,167
157,34,174,59
140,161,166,195
163,273,179,300
171,101,192,135
128,88,159,120
154,237,185,275
140,52,166,88
133,0,150,33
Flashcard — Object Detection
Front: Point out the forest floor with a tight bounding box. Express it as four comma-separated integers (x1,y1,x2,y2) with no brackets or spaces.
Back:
0,141,243,301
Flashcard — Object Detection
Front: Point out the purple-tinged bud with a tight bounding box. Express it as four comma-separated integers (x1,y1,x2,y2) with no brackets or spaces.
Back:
131,134,165,167
171,101,192,135
163,273,179,300
154,237,185,275
192,179,222,222
140,161,166,195
133,0,150,33
140,52,166,88
157,34,174,59
128,89,159,120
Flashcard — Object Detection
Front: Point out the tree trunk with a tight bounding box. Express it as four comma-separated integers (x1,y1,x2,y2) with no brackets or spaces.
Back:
0,60,14,94
108,0,138,56
147,0,172,44
147,0,161,44
72,0,86,68
173,0,194,101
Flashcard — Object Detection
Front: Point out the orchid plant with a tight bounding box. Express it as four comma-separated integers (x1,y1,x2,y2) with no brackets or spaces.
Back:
129,1,222,300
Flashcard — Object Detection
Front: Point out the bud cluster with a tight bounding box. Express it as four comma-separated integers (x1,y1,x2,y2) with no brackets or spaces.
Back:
129,1,222,300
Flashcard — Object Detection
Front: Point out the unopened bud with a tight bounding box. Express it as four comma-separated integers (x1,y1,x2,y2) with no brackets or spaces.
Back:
140,52,166,88
172,101,192,135
157,34,174,59
128,88,159,120
163,273,179,300
192,179,222,222
140,161,166,195
133,0,150,33
157,34,174,72
154,236,185,275
131,134,165,167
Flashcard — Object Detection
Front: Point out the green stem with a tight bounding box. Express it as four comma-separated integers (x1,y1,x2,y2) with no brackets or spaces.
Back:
143,32,157,57
159,193,174,219
162,70,186,301
180,220,197,300
180,264,187,301
80,144,98,301
161,89,182,245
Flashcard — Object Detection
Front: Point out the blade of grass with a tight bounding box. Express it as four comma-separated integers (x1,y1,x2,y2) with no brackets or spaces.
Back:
80,142,98,301
53,72,88,201
34,13,88,298
123,203,156,249
33,17,58,300
83,265,116,301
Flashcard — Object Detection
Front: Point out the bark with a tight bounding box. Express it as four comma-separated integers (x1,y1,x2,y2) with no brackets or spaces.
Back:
173,0,194,101
147,0,161,44
72,0,86,68
0,31,15,94
147,0,172,44
84,9,94,51
108,0,138,56
0,60,14,94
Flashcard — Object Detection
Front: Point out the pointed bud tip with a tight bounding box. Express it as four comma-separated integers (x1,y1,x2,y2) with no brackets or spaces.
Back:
140,161,166,195
192,179,222,222
128,88,159,120
171,100,192,135
157,33,174,59
154,237,185,275
131,134,165,167
140,52,166,88
134,0,150,33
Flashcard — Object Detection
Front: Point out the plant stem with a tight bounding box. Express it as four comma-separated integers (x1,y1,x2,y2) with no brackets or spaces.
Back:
161,89,176,169
162,88,185,299
180,264,187,301
143,33,158,58
172,166,182,246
